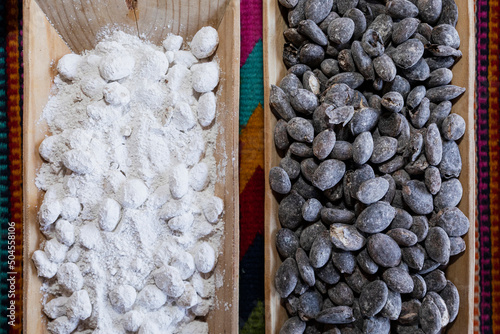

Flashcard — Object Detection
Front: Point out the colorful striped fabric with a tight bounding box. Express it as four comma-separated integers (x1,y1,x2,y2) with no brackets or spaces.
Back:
1,0,499,333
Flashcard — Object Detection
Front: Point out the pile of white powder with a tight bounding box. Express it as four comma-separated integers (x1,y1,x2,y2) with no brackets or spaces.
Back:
32,27,226,334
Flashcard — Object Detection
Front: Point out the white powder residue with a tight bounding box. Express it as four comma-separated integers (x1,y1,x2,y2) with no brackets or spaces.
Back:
33,28,226,334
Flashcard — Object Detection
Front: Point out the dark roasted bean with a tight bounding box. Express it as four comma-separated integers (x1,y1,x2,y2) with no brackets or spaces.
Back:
378,113,404,137
279,191,306,229
411,274,427,299
337,0,359,15
426,85,465,102
299,43,325,68
425,123,443,165
310,230,333,268
381,91,404,113
326,106,355,126
386,0,419,19
392,18,420,45
275,119,290,150
302,71,321,94
434,178,462,210
305,0,334,23
401,57,430,81
288,63,312,77
349,107,380,135
381,289,402,320
298,290,323,320
280,155,301,181
320,12,341,33
329,282,355,306
328,18,355,44
419,296,441,334
357,248,379,274
316,306,355,324
399,300,421,325
407,86,427,110
321,207,355,224
288,0,307,28
356,201,395,232
320,59,340,78
441,113,465,140
428,100,452,126
431,23,460,48
383,267,414,293
439,139,462,178
361,29,386,57
402,245,426,270
290,142,314,157
271,85,296,121
330,224,366,251
300,222,327,251
391,208,413,229
296,248,316,286
345,266,370,294
433,206,470,236
373,54,397,82
450,236,466,255
283,44,301,67
387,228,418,246
352,131,374,165
402,180,434,214
280,73,303,95
363,316,390,334
280,0,299,8
276,258,300,298
284,28,308,48
345,8,367,40
427,68,453,87
424,165,441,195
417,0,442,24
328,72,365,89
409,97,430,128
288,117,315,143
392,170,411,189
330,141,353,160
360,280,389,317
298,19,328,46
279,316,307,334
384,75,411,99
440,280,459,322
438,0,458,26
424,269,447,292
332,250,356,274
351,41,375,80
391,39,424,69
302,198,322,222
277,228,301,258
426,291,450,327
316,261,341,285
379,155,406,174
368,233,402,267
312,159,346,191
425,55,456,71
270,166,293,194
425,226,451,264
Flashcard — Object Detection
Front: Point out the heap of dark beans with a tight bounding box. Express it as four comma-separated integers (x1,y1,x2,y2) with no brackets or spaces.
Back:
269,0,468,333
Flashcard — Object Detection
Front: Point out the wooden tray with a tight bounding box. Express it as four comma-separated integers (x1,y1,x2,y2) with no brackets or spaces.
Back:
23,0,239,332
263,1,475,332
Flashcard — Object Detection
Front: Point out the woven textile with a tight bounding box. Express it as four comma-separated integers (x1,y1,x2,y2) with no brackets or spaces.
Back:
2,0,499,333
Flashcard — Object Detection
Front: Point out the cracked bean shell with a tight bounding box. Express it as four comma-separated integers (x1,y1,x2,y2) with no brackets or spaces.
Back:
391,39,424,69
383,267,414,293
434,206,470,236
439,140,462,178
425,123,443,165
313,129,336,159
330,224,366,251
316,306,355,324
368,15,393,45
271,85,296,121
305,0,334,23
387,228,418,246
368,233,402,267
434,178,462,210
338,49,356,72
270,167,292,194
356,200,396,234
328,18,355,45
312,159,346,191
425,226,451,264
381,91,404,113
441,113,466,140
276,228,300,258
386,0,419,19
302,71,320,94
279,316,306,334
359,280,389,317
310,231,333,268
326,106,355,126
399,300,421,325
279,191,306,229
328,282,354,306
353,132,374,165
440,280,460,322
275,258,300,298
373,54,397,82
402,180,434,215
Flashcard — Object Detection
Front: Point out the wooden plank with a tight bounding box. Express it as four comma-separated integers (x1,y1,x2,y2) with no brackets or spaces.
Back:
263,1,476,333
23,0,239,332
34,0,231,53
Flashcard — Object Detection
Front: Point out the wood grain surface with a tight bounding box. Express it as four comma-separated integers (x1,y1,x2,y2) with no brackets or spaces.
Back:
35,0,231,53
23,0,239,332
263,0,476,333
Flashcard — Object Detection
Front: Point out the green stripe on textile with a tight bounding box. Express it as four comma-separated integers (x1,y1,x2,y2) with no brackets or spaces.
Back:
240,300,265,334
239,39,263,131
